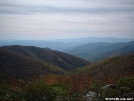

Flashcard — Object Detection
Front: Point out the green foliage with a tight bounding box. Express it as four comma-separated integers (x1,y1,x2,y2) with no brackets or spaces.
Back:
0,82,85,101
24,82,69,101
99,88,120,101
69,92,84,101
90,76,134,101
52,84,69,101
24,82,53,101
0,77,134,101
116,76,134,97
91,81,106,93
0,85,24,101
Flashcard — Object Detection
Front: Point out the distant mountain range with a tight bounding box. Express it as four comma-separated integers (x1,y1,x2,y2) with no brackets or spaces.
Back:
53,37,134,43
0,45,89,80
64,41,134,62
0,40,77,50
0,37,134,50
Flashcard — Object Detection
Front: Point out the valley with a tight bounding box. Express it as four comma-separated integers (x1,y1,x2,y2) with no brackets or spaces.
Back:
0,40,134,101
1,0,134,100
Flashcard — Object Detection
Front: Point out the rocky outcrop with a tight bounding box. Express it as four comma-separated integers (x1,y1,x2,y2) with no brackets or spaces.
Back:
83,84,116,101
83,91,97,101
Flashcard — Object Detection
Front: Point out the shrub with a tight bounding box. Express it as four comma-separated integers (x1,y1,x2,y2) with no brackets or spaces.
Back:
24,82,69,101
0,85,23,101
116,76,134,97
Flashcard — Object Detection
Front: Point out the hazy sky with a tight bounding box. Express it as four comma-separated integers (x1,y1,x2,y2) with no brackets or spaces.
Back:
0,0,134,40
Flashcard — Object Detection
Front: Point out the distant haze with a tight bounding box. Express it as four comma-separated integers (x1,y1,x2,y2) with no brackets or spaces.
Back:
0,37,134,50
0,0,134,40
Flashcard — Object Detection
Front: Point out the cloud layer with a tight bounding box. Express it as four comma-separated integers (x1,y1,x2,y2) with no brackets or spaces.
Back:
0,0,134,39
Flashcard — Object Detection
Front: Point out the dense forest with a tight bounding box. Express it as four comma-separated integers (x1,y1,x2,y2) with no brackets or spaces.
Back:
0,45,134,101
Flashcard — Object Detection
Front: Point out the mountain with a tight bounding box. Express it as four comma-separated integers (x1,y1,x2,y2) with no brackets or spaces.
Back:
0,45,90,71
74,54,134,72
64,41,134,62
72,54,134,82
0,40,81,50
0,49,67,80
53,37,134,43
0,45,90,80
0,37,134,50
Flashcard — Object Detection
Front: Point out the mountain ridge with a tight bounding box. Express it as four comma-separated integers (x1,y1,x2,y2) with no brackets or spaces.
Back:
0,37,134,50
72,54,134,81
0,45,90,71
64,41,134,62
0,49,67,80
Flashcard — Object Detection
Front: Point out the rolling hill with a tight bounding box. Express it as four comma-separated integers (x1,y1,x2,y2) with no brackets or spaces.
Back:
0,45,90,71
0,45,90,81
64,41,134,62
73,54,134,75
67,54,134,87
0,49,67,80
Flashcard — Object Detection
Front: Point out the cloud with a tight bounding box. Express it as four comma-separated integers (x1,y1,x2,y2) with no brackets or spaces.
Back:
0,0,134,39
0,0,134,14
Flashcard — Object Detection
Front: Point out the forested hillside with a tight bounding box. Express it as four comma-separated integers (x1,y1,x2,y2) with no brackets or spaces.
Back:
0,45,90,71
73,54,134,75
0,45,90,82
0,49,67,80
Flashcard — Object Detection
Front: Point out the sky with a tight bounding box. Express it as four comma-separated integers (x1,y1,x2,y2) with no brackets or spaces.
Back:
0,0,134,40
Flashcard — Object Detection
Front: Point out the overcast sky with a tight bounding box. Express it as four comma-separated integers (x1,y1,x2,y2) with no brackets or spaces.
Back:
0,0,134,40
